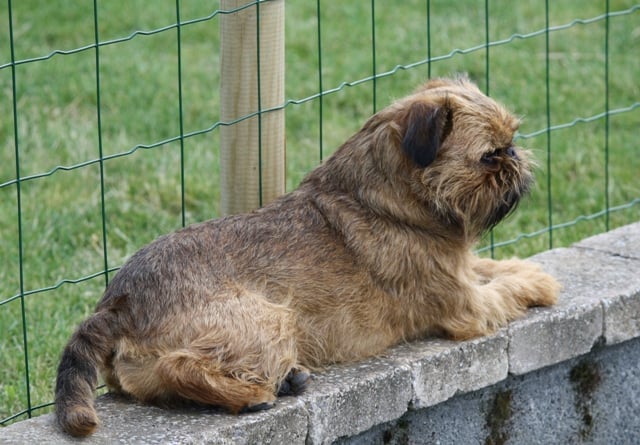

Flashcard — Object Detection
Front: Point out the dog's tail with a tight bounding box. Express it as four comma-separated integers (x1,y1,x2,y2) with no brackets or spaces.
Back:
55,308,118,437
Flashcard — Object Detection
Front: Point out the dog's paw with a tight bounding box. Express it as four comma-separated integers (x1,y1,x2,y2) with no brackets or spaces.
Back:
527,269,560,307
477,257,561,309
277,367,311,396
500,259,561,307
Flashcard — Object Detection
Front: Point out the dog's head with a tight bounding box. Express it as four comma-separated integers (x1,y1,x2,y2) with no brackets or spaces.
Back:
307,76,534,241
388,76,533,238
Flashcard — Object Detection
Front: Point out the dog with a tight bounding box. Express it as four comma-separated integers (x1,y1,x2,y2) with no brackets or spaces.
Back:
55,76,559,437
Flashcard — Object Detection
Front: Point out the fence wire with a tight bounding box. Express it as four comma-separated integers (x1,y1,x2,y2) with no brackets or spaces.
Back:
1,0,639,425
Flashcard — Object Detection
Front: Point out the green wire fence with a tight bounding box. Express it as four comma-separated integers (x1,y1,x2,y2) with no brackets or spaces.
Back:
1,0,639,426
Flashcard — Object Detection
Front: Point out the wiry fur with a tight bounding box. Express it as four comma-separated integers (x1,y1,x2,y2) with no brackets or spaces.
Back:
55,76,560,437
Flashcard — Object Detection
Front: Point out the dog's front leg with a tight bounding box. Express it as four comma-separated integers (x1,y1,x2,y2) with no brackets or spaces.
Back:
437,257,559,340
472,257,560,308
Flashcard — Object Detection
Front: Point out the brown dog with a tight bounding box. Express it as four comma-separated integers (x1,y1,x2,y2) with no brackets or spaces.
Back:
55,76,559,437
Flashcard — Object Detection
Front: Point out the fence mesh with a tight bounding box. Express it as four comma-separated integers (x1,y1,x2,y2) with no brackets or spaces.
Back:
1,0,639,425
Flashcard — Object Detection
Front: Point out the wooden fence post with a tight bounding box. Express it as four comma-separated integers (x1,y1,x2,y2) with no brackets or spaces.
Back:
220,0,285,215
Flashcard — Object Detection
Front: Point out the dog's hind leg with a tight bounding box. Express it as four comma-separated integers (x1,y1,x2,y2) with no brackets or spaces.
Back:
155,348,279,412
117,286,302,413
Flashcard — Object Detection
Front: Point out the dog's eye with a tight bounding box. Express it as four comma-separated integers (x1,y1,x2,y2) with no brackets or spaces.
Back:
481,150,500,165
481,146,518,165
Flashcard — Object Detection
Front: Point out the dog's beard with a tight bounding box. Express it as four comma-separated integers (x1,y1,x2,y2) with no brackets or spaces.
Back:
482,178,530,232
483,192,520,231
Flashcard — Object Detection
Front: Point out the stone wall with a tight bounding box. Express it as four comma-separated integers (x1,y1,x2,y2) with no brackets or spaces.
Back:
3,222,640,445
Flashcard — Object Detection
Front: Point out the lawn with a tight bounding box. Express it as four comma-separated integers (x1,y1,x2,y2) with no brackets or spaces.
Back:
1,0,639,424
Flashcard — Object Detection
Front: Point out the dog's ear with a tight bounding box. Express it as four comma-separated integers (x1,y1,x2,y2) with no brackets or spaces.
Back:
401,101,453,168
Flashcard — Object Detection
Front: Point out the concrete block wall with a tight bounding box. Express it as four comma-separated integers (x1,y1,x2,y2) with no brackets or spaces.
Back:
3,222,640,444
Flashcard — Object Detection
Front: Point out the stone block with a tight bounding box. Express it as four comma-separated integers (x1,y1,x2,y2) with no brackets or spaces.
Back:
602,292,640,345
1,393,309,445
532,246,640,346
390,333,508,409
573,221,640,260
570,224,640,345
508,303,603,375
509,248,606,374
302,357,412,445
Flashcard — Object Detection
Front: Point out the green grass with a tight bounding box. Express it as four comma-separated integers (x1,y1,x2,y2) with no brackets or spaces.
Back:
1,0,639,425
